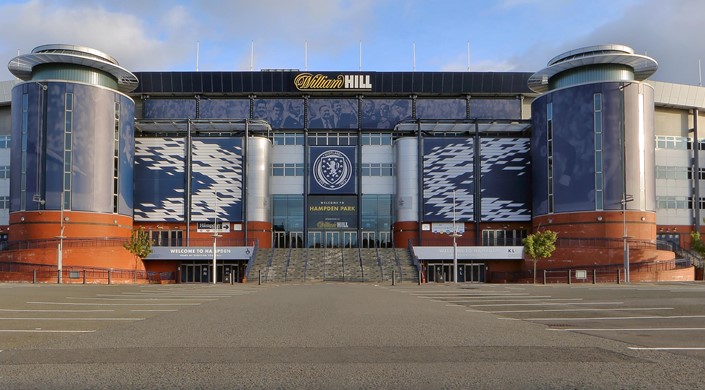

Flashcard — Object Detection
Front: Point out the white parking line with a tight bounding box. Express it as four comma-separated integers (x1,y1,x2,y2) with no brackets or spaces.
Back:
467,302,623,307
0,329,96,333
65,297,215,301
0,309,114,312
445,298,582,303
549,327,705,332
486,307,674,314
0,317,144,321
628,347,705,350
514,315,705,321
95,294,234,298
27,302,201,306
131,309,178,312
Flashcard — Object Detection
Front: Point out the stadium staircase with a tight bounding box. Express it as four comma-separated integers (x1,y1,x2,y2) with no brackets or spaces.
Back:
246,247,418,284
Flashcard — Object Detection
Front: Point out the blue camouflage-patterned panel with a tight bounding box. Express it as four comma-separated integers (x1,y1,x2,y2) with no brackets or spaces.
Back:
423,138,474,221
190,138,243,222
134,138,186,221
480,138,531,221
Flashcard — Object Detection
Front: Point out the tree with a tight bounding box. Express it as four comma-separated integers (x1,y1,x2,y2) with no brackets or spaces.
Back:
124,227,154,276
523,230,558,284
690,231,705,257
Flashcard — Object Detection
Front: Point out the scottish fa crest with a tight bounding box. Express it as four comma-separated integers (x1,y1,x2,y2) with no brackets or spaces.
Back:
313,150,353,191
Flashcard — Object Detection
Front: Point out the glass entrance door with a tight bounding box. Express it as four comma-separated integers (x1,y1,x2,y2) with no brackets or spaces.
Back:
361,231,376,248
343,232,357,248
274,232,287,248
325,231,340,248
290,232,304,248
463,263,485,282
427,264,454,283
379,231,391,248
308,231,322,248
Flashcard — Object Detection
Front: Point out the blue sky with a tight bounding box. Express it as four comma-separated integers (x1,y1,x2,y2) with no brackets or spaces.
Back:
1,0,704,85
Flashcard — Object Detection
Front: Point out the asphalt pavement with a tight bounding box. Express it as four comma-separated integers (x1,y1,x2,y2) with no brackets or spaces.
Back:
1,281,705,389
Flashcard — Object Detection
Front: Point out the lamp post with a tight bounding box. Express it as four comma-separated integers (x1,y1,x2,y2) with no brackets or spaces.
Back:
212,191,220,284
450,190,461,284
57,192,66,284
622,194,633,284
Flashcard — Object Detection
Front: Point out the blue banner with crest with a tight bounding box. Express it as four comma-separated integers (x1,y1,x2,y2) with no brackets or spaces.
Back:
309,146,357,194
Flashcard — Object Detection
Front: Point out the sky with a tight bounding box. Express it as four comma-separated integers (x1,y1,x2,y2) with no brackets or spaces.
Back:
1,0,704,85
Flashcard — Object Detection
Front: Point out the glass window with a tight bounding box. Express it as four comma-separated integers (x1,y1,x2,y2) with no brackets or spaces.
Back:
272,163,304,176
361,133,392,145
0,136,10,148
272,195,304,232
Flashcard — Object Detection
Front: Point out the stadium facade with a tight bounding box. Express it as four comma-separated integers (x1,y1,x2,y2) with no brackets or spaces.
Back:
0,43,703,283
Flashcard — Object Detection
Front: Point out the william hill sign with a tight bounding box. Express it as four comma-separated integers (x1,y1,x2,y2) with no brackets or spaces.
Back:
294,73,372,91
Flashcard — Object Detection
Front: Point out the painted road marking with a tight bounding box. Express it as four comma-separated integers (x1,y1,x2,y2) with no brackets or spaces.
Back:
484,307,674,314
511,315,705,321
628,347,705,350
130,309,179,312
444,298,583,303
65,297,215,301
0,329,96,333
467,302,623,307
0,309,114,313
549,327,705,332
0,317,144,321
27,302,201,306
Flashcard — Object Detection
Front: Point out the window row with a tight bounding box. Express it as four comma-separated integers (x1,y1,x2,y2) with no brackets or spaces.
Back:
271,163,394,177
481,229,528,246
0,135,10,149
273,132,393,146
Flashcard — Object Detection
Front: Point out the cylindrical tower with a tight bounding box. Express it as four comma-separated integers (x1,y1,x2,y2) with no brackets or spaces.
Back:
528,44,659,266
246,136,272,247
7,44,138,269
393,137,419,246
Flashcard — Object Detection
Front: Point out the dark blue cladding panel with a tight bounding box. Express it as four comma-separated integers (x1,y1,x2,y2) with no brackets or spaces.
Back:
480,139,531,221
422,138,474,222
530,95,548,216
601,84,628,210
190,138,243,222
134,138,185,221
551,85,596,213
119,95,135,215
43,83,68,211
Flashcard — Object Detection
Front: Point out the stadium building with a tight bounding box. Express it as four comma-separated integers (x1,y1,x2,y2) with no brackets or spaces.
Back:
0,43,702,283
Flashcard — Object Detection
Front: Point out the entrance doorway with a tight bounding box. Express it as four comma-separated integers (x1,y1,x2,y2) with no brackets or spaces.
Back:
426,262,485,283
427,264,453,283
343,231,357,248
180,262,245,283
463,263,485,283
324,231,340,248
